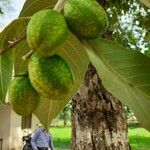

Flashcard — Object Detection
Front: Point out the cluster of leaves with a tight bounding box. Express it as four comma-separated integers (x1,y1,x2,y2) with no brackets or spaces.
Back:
124,106,135,119
0,0,150,130
104,0,150,53
58,102,72,120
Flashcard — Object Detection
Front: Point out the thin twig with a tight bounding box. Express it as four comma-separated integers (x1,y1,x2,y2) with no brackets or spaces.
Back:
0,36,26,54
22,50,34,61
13,73,28,77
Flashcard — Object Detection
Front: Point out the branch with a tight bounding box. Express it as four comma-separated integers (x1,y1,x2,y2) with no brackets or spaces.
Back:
22,50,33,61
13,73,28,77
0,36,26,54
53,0,66,12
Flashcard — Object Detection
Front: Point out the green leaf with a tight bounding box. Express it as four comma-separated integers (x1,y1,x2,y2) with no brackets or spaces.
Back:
0,50,13,104
34,96,71,130
0,17,30,103
14,40,31,74
4,18,31,75
19,0,57,17
12,18,31,75
85,38,150,130
34,33,89,129
140,0,150,8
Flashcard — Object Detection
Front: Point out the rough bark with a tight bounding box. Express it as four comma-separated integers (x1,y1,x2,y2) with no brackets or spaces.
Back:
71,63,130,150
63,115,67,127
62,108,68,127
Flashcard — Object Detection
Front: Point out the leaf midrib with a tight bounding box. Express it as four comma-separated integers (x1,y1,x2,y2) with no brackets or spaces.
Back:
88,40,150,100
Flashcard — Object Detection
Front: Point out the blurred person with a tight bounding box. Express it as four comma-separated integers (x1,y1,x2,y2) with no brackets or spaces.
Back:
31,124,54,150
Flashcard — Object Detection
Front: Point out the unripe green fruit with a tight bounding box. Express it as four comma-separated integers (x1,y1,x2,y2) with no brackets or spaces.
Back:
27,9,68,57
9,75,39,116
28,53,74,99
64,0,108,39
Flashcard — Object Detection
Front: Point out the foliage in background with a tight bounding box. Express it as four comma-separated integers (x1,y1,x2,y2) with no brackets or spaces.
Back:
58,102,72,119
124,106,134,119
104,0,150,54
57,102,72,127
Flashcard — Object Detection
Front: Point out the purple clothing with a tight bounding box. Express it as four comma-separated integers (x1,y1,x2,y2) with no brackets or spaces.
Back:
31,127,54,150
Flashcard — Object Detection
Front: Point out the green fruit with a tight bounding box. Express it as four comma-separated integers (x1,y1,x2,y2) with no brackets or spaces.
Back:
9,75,39,116
28,53,74,99
64,0,108,39
27,9,68,57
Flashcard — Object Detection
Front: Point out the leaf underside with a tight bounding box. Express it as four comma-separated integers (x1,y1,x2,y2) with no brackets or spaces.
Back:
0,16,89,127
0,17,30,103
85,38,150,130
140,0,150,8
0,0,89,128
19,0,57,17
34,33,89,129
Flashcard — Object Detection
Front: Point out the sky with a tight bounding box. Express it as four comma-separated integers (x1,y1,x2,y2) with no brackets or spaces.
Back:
0,0,25,31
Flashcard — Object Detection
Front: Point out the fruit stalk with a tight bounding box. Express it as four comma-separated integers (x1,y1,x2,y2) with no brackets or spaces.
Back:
54,0,66,12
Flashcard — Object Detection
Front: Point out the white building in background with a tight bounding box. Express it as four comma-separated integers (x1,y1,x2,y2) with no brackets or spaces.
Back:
0,103,39,150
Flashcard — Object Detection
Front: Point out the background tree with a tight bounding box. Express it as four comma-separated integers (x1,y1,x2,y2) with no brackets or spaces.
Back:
58,102,72,127
0,0,25,31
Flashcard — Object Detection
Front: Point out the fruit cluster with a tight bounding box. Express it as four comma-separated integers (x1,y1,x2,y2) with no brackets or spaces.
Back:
9,0,108,116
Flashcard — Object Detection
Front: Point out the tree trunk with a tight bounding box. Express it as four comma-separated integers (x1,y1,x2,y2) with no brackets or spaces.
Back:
63,115,67,127
62,108,68,127
71,63,130,150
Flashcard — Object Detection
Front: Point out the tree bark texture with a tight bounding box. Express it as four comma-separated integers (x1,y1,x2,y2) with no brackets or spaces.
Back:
62,107,68,127
71,63,130,150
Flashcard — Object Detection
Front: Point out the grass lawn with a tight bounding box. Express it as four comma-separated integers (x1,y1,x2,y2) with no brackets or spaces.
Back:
50,127,71,149
50,125,150,150
128,125,150,150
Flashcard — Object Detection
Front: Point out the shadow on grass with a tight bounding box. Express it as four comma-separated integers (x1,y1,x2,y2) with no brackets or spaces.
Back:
128,123,142,129
53,138,71,149
129,136,150,148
